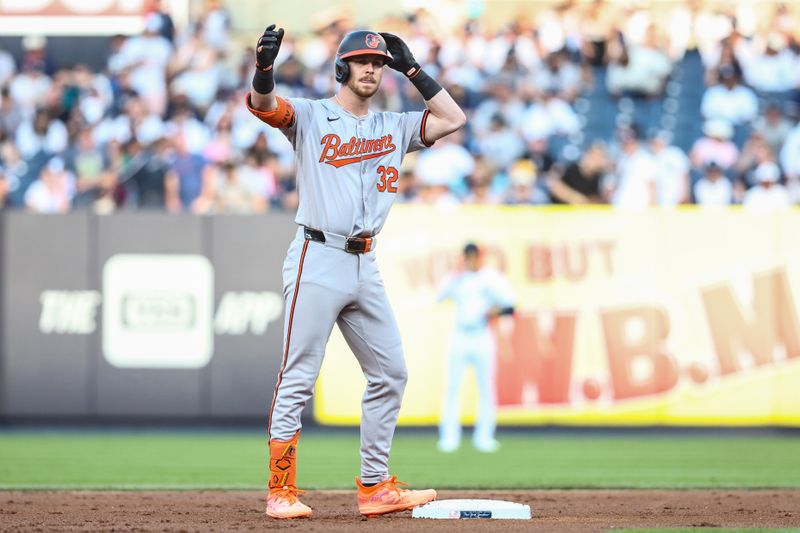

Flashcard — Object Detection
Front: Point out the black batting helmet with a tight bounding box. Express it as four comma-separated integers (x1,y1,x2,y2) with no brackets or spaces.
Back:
334,30,393,83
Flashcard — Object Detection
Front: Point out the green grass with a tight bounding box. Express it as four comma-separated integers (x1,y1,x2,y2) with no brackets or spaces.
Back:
0,431,798,490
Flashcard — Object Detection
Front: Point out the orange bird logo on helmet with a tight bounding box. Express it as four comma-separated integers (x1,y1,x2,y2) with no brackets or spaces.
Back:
365,33,381,48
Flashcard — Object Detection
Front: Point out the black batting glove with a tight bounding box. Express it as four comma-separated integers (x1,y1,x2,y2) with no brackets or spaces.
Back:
256,24,284,72
252,24,283,94
380,31,442,100
379,32,421,78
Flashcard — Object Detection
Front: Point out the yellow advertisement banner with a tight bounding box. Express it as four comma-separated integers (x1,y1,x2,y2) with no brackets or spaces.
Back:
315,206,800,426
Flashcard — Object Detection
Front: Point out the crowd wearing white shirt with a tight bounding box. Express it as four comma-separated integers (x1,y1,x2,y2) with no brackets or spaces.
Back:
0,0,799,213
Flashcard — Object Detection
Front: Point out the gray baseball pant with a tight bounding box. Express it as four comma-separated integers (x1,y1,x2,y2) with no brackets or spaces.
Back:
268,227,407,484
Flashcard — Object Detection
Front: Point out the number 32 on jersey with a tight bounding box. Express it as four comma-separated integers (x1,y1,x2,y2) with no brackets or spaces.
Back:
376,165,398,193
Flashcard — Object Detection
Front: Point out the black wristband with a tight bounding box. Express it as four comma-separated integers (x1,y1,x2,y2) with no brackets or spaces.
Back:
252,67,275,95
409,69,442,100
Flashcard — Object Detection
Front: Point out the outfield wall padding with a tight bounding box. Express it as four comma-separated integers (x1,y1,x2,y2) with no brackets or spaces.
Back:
3,208,800,425
0,212,297,419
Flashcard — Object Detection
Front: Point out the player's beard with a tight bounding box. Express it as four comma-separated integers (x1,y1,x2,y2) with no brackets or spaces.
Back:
347,77,380,98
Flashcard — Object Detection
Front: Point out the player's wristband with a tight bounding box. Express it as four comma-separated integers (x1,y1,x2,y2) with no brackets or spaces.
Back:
409,69,442,100
252,66,275,95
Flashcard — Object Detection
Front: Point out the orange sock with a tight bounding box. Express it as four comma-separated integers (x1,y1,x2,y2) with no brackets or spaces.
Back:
269,431,300,489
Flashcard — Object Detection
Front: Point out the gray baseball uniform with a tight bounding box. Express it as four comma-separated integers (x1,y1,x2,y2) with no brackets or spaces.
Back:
248,95,432,484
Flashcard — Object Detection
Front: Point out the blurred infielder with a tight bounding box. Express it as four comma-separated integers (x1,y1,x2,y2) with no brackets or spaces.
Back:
246,25,466,519
437,243,515,453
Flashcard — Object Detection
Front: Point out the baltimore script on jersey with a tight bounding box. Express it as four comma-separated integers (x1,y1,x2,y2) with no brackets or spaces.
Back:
318,133,397,167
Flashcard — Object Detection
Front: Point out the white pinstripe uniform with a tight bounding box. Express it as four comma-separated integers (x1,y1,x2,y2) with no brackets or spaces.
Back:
437,267,515,451
248,94,432,483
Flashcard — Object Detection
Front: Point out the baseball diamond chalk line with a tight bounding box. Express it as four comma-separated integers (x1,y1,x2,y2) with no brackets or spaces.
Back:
412,499,531,519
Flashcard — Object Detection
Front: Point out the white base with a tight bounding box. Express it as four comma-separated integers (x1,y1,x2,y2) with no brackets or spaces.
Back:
412,499,531,520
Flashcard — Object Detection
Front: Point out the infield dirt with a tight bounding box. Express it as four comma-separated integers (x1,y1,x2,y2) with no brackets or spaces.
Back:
1,489,798,532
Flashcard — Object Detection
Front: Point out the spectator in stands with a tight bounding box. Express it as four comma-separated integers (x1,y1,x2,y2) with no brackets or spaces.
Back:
169,133,207,212
203,109,236,163
148,0,176,44
166,102,210,156
732,131,776,192
530,50,582,103
416,181,460,208
198,0,231,53
201,160,268,214
237,152,277,206
274,56,308,92
650,131,690,206
114,15,173,115
15,107,68,161
523,136,555,176
72,65,114,127
2,2,799,214
548,141,609,204
471,80,526,137
753,104,793,159
464,177,500,205
8,37,52,118
464,161,501,205
25,157,74,213
245,130,280,169
519,87,581,142
609,125,657,209
693,162,733,207
742,162,791,211
619,2,652,48
703,39,740,85
67,128,115,210
579,0,615,67
168,23,222,111
415,130,475,191
106,33,131,85
274,172,299,211
503,159,548,205
697,17,742,74
690,119,739,171
477,25,518,77
700,65,758,126
474,113,525,172
94,94,143,146
743,33,798,95
118,137,173,209
605,28,671,98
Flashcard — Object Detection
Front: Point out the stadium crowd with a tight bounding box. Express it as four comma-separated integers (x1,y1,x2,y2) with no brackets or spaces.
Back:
1,0,800,214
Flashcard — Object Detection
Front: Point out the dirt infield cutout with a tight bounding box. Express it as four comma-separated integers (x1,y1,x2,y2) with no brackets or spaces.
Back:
1,489,798,532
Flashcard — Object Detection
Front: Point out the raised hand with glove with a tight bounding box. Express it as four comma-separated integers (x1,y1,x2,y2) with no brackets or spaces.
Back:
253,24,285,95
379,32,442,101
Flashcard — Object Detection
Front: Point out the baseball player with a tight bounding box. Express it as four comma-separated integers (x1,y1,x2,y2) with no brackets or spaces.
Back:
246,25,466,519
437,243,515,453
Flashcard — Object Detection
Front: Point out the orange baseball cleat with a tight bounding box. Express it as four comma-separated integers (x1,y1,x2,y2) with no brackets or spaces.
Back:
266,485,312,519
356,476,437,517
